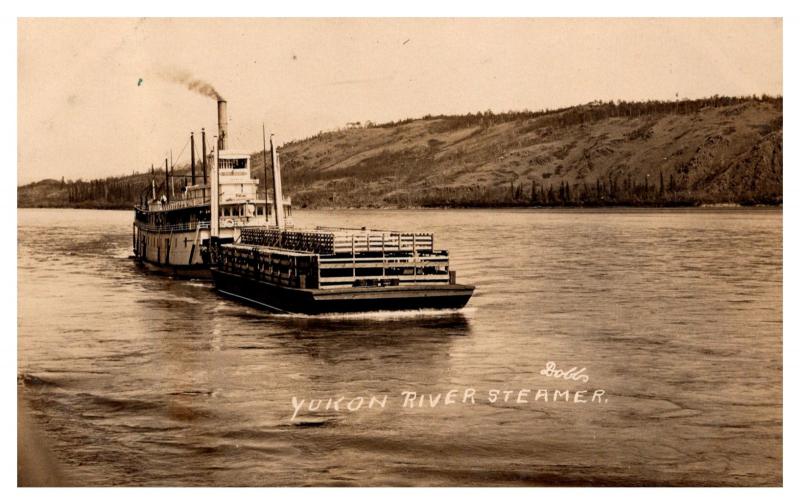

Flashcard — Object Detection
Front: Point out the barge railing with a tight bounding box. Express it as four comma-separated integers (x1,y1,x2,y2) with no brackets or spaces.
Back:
218,225,452,290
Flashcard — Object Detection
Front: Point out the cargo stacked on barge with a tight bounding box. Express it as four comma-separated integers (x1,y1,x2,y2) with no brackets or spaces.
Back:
211,226,474,314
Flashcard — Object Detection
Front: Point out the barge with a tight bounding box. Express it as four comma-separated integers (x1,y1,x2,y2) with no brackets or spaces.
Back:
210,227,475,314
202,100,473,314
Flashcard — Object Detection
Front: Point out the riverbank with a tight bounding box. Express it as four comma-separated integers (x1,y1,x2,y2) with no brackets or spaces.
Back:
16,202,782,211
18,97,783,212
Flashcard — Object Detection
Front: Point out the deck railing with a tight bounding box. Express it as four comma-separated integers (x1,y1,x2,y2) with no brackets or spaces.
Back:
138,194,292,213
134,221,210,233
145,196,210,212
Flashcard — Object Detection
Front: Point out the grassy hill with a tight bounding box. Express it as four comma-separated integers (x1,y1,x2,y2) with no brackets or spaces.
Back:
18,96,782,209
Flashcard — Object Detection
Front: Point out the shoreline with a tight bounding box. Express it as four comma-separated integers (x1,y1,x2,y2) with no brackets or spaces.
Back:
17,203,783,211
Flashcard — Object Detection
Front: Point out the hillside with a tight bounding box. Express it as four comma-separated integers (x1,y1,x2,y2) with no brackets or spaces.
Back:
18,96,782,209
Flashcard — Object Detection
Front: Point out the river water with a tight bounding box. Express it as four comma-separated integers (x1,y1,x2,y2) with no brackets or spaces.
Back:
17,208,782,486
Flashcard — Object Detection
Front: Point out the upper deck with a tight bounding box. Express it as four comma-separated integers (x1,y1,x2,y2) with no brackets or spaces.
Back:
137,187,292,214
135,148,292,230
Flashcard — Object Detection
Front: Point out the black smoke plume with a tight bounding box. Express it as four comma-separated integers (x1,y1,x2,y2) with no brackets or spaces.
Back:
157,68,224,100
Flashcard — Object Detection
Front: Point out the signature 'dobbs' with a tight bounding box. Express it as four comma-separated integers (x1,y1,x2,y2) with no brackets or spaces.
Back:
539,361,590,383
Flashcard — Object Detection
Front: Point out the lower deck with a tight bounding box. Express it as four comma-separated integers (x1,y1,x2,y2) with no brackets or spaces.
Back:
133,224,209,268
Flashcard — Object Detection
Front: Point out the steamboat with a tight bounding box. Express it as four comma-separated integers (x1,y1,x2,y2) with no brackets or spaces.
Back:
132,100,292,277
134,99,474,314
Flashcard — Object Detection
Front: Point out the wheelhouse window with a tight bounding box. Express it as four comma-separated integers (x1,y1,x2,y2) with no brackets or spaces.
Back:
219,158,248,170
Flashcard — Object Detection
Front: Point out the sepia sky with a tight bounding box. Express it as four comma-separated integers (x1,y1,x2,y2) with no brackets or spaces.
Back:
17,18,782,184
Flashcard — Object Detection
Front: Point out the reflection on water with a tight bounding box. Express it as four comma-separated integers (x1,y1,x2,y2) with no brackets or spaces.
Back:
18,208,781,486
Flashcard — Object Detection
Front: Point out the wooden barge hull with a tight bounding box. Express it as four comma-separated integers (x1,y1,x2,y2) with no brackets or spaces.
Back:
211,268,474,314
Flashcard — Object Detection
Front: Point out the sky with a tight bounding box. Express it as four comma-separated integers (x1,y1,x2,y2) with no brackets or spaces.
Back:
17,18,782,184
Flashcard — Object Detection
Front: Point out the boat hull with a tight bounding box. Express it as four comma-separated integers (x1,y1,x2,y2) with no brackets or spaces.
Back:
132,223,233,279
211,269,474,314
133,257,212,279
133,225,209,267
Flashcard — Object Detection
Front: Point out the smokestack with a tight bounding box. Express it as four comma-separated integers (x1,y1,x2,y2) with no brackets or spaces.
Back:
201,128,207,185
190,132,196,186
217,100,228,151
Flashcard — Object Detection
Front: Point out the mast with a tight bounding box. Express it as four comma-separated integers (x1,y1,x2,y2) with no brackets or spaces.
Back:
151,164,155,200
190,132,196,186
268,123,269,219
201,128,207,185
164,158,169,203
211,141,219,238
270,134,285,228
211,100,227,238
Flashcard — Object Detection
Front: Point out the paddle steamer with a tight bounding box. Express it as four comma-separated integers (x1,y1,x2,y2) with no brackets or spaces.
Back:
132,100,292,277
134,98,474,313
